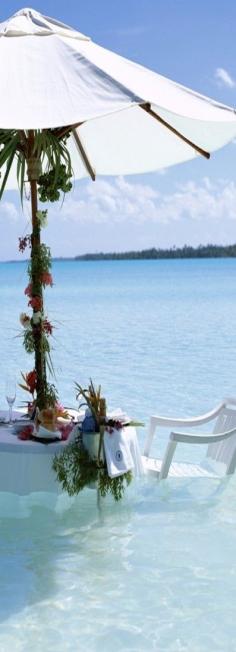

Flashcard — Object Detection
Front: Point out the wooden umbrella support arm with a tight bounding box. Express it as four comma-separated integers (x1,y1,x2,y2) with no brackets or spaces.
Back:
140,103,210,160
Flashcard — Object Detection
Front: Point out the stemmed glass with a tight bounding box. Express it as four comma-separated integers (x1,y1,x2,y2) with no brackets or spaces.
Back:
5,377,16,426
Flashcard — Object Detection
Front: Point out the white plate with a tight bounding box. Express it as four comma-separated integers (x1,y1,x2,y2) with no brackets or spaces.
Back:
35,425,62,440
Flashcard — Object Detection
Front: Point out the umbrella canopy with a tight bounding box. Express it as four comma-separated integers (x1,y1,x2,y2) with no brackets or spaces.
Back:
1,7,236,410
1,7,236,182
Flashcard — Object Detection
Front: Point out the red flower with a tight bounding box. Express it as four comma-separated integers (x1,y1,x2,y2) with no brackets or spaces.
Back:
18,425,33,440
41,272,53,287
25,370,37,394
105,419,123,433
19,236,31,253
28,296,42,311
24,283,33,297
43,319,53,335
59,423,74,441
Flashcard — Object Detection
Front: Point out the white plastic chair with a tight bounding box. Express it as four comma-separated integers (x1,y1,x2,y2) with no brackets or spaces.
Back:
142,398,236,480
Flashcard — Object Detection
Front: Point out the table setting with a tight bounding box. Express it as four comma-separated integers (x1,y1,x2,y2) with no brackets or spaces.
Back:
0,380,144,498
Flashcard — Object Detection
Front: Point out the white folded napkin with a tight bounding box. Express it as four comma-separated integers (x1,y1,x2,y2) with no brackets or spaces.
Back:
103,428,134,478
35,425,62,440
107,409,130,423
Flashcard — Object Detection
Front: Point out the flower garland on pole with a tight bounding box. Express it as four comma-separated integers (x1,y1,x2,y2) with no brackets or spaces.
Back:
0,128,73,410
19,216,57,410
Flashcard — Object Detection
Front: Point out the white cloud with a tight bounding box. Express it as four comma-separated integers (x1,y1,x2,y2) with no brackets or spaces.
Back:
2,175,236,259
47,176,236,232
0,201,19,222
215,67,236,88
55,177,161,225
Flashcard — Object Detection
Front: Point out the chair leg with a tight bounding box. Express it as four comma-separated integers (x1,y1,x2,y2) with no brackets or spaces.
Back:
143,417,157,457
159,440,177,480
226,448,236,475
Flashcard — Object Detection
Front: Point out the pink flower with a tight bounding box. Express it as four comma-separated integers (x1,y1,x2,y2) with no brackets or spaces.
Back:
59,423,74,441
24,283,33,297
41,272,53,287
19,235,31,253
43,319,53,335
28,296,43,311
55,402,64,415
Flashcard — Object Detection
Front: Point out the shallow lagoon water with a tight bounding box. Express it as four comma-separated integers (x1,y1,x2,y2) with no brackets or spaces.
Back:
0,258,236,651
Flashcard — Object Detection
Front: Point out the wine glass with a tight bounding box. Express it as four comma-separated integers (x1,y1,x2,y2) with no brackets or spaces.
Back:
5,377,16,425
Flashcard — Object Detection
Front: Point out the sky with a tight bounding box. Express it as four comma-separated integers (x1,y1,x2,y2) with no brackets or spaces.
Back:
1,0,236,259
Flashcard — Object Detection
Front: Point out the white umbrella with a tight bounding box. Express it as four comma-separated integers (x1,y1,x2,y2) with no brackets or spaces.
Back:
1,6,236,184
1,7,236,408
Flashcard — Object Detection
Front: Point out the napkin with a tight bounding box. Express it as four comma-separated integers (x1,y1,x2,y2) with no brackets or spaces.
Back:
35,425,62,440
103,428,134,478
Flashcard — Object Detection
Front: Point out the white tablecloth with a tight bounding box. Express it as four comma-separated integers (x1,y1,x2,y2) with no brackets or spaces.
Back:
0,411,67,494
0,411,143,495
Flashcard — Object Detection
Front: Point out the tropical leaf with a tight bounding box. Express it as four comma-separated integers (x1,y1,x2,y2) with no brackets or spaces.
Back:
16,153,26,206
45,349,55,377
0,142,18,200
0,138,17,167
18,383,31,393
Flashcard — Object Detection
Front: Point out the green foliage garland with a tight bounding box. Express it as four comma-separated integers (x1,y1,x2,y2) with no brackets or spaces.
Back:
42,383,58,408
23,238,52,354
28,241,52,283
38,163,73,202
98,468,133,501
0,129,73,204
23,329,35,354
0,127,74,409
52,441,133,501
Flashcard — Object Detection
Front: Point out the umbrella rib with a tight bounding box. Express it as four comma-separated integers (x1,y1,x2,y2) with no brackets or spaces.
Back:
140,103,210,160
51,123,83,140
72,129,96,181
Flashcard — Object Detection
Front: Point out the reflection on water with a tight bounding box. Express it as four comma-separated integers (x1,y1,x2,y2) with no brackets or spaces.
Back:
0,476,236,651
0,259,236,650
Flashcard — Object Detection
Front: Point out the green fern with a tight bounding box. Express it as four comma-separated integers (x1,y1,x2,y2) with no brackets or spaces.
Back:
52,442,133,501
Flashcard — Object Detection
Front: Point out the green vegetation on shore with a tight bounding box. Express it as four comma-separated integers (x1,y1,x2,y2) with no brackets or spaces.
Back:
5,243,236,264
75,244,236,261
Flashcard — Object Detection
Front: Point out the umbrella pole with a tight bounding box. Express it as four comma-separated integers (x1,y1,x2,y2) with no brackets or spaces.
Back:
27,132,47,409
30,179,47,408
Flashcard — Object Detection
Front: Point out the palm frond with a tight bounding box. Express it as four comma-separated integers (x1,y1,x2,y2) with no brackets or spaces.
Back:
0,143,18,200
16,153,26,206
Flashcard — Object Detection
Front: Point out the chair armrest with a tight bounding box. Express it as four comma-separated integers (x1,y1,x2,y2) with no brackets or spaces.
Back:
150,401,225,428
170,426,236,445
143,401,225,457
159,426,236,480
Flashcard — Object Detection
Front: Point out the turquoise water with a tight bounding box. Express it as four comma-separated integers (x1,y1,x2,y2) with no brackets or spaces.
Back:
0,258,236,651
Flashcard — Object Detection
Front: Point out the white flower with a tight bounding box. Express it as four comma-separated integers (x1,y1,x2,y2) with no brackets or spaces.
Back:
36,210,48,228
32,311,42,325
19,312,31,328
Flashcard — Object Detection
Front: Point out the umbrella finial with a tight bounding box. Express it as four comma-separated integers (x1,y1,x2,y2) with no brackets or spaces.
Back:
0,7,90,40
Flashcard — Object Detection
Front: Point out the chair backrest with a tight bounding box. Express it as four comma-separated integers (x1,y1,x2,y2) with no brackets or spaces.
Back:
207,404,236,473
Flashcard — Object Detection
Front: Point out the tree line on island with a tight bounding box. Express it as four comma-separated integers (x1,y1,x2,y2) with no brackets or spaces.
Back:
74,244,236,261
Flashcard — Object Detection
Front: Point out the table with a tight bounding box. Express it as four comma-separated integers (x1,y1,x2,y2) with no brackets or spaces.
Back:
0,411,69,495
0,411,144,495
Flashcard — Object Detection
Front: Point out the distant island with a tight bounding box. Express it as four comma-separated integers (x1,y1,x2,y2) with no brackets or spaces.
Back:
4,243,236,264
75,244,236,261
